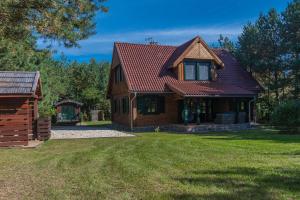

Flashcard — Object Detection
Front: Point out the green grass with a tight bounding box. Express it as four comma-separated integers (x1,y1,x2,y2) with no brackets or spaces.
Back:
78,120,112,126
0,129,300,200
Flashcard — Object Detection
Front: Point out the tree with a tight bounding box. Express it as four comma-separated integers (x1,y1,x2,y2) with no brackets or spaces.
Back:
218,34,236,53
65,60,110,118
255,9,284,101
281,0,300,99
0,0,108,47
236,23,260,74
236,9,287,121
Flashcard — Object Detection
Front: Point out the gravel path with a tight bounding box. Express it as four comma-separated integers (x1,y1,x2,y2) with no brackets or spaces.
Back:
51,126,134,139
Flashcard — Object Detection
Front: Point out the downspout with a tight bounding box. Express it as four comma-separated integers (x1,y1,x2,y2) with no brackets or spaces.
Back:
248,97,256,124
130,92,137,131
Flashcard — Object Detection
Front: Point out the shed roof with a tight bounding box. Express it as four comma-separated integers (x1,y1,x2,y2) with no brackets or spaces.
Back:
0,71,41,96
54,100,83,107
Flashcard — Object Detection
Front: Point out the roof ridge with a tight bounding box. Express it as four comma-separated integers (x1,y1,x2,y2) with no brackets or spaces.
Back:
115,42,177,48
31,71,40,93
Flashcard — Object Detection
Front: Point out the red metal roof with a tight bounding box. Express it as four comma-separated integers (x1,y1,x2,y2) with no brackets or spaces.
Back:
114,37,262,96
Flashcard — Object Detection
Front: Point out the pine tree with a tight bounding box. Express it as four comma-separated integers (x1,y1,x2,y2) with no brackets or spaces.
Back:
281,0,300,99
0,0,108,47
218,34,236,53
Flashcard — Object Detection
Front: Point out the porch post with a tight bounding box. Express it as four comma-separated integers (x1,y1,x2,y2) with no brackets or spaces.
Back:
196,99,201,125
235,98,240,123
183,99,188,126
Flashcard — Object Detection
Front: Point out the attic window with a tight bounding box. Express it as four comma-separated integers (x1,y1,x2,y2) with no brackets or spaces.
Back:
184,61,211,81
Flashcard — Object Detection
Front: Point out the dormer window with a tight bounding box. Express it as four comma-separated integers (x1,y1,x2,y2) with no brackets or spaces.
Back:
184,61,211,81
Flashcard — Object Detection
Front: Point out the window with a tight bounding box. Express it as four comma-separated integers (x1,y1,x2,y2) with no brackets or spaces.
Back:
122,97,129,114
114,65,124,83
137,95,165,115
113,99,122,113
198,62,210,80
240,101,246,111
184,62,196,80
184,61,211,81
113,99,118,113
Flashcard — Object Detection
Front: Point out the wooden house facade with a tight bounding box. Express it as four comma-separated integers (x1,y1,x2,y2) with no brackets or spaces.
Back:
107,36,262,130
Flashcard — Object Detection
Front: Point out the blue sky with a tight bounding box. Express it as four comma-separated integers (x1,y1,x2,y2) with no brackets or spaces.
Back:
46,0,291,62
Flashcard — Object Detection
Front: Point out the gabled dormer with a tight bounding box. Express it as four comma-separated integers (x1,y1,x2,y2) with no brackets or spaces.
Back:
169,36,224,81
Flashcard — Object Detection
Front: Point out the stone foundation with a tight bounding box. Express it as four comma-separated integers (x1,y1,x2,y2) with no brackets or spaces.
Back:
160,123,252,133
113,123,252,133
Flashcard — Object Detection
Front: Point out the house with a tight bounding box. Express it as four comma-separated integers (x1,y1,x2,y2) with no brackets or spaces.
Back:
0,71,42,146
54,100,83,124
107,36,262,130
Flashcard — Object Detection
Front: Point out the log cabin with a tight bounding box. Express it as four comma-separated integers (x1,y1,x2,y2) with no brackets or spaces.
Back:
107,36,262,130
0,71,42,146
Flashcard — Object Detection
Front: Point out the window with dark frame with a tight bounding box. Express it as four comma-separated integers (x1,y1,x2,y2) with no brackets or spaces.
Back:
114,65,124,84
113,99,117,113
137,95,165,115
184,62,196,80
197,62,210,80
122,97,129,114
184,61,211,81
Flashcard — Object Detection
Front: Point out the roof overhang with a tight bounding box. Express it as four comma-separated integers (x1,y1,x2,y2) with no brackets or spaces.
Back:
166,82,256,98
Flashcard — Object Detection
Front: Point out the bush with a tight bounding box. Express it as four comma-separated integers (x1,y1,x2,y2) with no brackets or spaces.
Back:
271,100,300,132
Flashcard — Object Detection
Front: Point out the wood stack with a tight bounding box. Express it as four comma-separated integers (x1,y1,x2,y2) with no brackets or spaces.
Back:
37,117,51,141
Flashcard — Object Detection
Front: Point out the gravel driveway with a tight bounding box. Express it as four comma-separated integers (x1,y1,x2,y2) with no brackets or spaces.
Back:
51,126,134,139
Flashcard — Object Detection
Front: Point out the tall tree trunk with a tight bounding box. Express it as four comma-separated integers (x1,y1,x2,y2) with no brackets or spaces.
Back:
267,69,271,121
294,54,300,99
274,71,279,101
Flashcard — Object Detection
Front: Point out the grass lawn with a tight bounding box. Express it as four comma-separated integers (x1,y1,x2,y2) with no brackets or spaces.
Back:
0,129,299,200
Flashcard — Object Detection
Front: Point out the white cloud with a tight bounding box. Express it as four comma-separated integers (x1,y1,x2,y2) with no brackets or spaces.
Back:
38,26,242,57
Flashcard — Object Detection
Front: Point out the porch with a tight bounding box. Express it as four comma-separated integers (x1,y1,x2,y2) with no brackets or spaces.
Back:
177,97,254,126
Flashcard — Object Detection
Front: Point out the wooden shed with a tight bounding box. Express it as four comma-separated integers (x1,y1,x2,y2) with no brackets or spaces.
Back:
0,71,42,147
55,100,83,124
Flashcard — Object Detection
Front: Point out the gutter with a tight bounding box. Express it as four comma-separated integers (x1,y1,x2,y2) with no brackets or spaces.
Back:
248,96,256,123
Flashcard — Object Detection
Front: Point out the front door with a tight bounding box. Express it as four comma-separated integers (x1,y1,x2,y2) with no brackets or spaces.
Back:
200,99,213,122
178,99,213,123
61,105,76,121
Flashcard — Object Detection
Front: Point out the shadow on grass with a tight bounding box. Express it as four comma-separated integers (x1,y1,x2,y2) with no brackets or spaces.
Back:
171,167,300,200
186,129,300,144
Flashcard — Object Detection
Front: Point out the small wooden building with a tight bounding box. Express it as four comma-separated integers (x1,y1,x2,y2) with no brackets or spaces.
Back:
0,71,42,147
55,100,83,124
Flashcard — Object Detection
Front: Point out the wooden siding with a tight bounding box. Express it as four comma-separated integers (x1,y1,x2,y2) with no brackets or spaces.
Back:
110,64,130,126
133,94,178,127
185,42,214,60
0,98,30,147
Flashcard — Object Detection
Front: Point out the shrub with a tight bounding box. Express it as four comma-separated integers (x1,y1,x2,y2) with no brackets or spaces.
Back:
271,100,300,132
